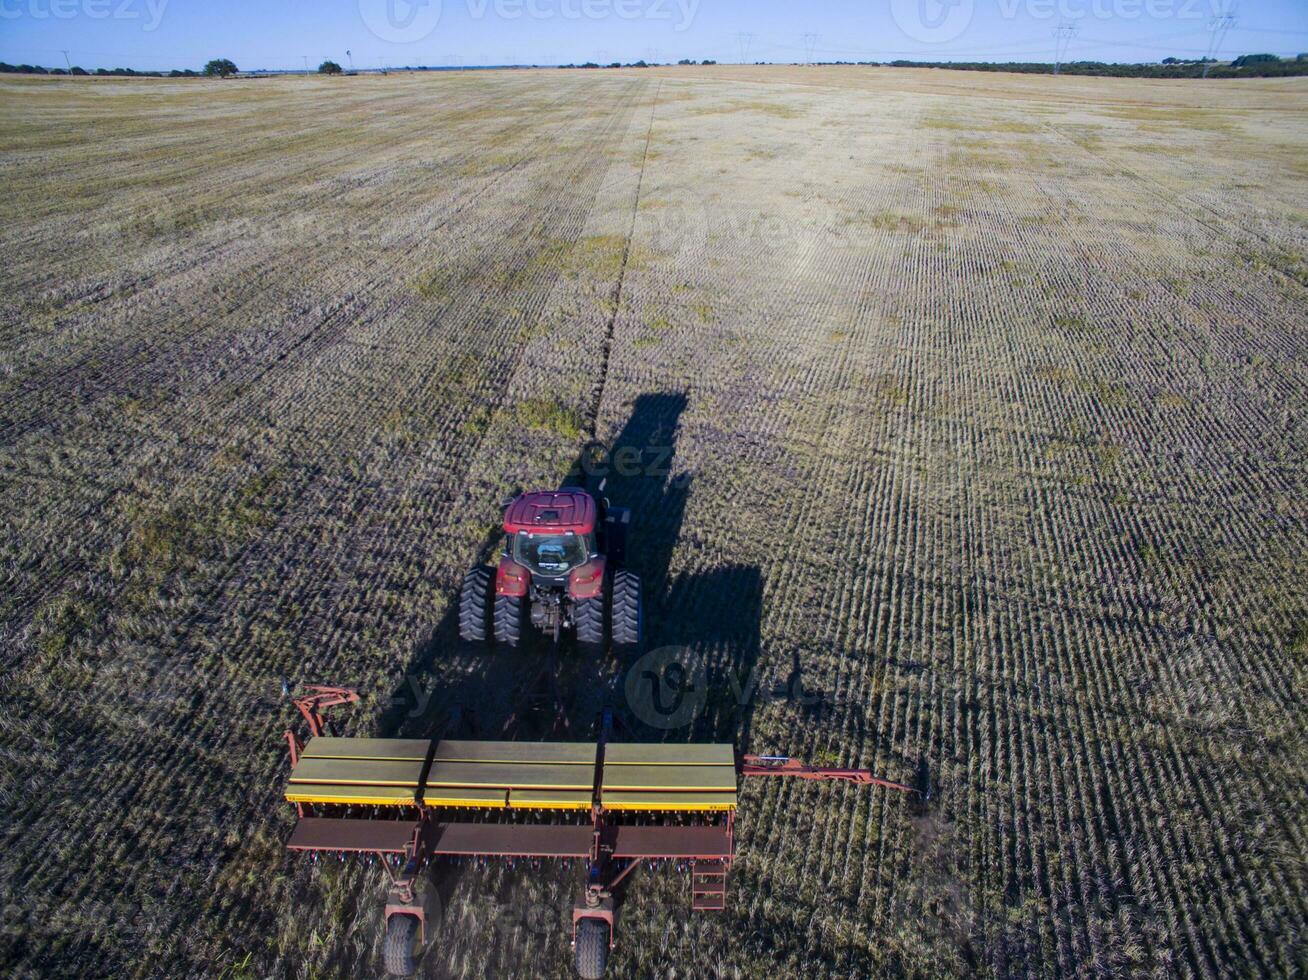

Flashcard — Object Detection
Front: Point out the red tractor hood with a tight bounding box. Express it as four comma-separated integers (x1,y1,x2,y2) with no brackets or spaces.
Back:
503,489,596,536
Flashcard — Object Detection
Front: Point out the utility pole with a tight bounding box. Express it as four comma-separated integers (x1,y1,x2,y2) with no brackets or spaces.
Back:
1053,22,1078,75
61,49,72,77
302,55,309,73
736,32,755,65
801,33,820,66
1202,5,1236,78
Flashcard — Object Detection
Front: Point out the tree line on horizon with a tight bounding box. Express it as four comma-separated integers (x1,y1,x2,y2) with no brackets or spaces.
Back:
880,52,1308,79
2,53,1304,80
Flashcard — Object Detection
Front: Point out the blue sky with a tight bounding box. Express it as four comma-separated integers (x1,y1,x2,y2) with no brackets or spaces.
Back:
2,0,1305,71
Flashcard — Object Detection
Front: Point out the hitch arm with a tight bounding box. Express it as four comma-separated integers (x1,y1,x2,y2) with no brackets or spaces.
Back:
292,685,361,738
739,755,916,794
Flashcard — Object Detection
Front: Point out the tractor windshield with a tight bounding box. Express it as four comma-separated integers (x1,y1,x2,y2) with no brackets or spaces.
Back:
512,531,590,576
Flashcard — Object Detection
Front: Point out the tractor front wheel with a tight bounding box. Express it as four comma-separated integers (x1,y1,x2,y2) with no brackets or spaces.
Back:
494,594,525,649
610,570,642,657
458,567,493,643
574,918,609,979
382,913,420,977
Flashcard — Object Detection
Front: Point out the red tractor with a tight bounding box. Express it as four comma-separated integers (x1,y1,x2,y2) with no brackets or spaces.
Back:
459,486,642,656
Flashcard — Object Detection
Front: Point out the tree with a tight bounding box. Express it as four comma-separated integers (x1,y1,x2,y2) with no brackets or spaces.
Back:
1232,53,1279,67
318,60,342,75
203,58,238,78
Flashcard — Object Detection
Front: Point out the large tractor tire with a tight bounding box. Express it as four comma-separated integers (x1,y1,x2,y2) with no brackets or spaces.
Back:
382,913,420,977
610,570,642,656
493,593,525,649
574,918,609,979
574,596,605,657
458,567,493,643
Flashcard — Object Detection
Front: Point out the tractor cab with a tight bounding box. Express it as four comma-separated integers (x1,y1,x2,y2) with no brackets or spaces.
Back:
503,489,600,582
513,530,592,578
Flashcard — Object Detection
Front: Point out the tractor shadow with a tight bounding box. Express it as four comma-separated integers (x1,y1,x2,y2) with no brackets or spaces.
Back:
369,391,765,966
562,393,765,750
379,391,767,755
617,562,765,749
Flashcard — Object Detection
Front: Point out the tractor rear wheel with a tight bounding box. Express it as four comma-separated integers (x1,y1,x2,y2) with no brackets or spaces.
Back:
574,917,609,979
574,596,605,657
382,913,420,977
458,567,492,643
493,594,525,649
610,570,642,656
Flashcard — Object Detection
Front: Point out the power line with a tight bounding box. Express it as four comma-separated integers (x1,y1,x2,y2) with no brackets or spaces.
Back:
771,36,1067,58
1053,21,1078,75
762,23,1274,64
1203,4,1237,78
801,33,820,66
765,21,1237,60
735,32,755,65
1237,25,1308,35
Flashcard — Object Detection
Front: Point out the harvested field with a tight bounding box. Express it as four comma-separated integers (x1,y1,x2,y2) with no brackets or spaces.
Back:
1,65,1306,978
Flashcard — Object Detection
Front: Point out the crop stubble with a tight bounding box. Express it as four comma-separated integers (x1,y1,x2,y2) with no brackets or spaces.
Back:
0,67,1304,978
